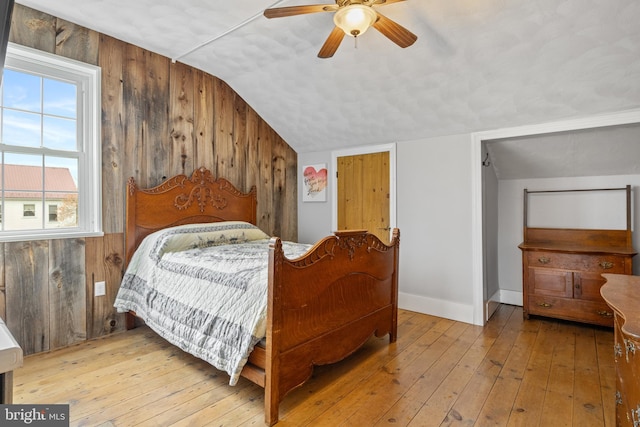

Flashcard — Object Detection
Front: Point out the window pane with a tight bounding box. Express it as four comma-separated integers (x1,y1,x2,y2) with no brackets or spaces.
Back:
2,155,43,231
43,116,76,151
2,109,41,147
48,204,58,222
45,157,78,228
45,196,76,229
23,203,35,216
45,156,77,189
2,70,41,113
43,78,76,119
3,153,43,190
3,193,42,231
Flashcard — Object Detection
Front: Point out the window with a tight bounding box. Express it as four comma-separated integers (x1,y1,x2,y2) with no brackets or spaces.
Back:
48,204,57,222
23,203,35,217
0,43,102,241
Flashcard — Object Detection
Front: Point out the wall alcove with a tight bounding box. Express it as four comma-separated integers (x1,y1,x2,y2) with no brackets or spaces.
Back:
472,112,640,325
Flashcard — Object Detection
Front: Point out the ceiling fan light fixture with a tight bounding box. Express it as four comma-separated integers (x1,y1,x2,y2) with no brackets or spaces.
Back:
333,5,377,37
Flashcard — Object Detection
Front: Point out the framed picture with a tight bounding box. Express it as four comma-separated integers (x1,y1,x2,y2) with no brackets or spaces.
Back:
302,163,327,202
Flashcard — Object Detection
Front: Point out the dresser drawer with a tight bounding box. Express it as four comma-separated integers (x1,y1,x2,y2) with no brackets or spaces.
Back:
528,294,614,326
526,251,627,273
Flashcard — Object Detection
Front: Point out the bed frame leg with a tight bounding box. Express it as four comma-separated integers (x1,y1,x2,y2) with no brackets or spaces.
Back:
125,312,136,330
265,395,279,426
390,306,398,343
264,357,280,426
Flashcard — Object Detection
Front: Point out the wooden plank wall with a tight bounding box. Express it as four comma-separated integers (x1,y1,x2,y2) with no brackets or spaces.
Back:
2,4,298,355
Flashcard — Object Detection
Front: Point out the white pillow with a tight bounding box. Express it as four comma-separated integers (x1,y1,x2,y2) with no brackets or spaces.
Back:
148,221,270,260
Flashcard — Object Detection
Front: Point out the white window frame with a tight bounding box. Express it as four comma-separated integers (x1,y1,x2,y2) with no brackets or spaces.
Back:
0,43,102,242
23,203,35,217
48,204,58,222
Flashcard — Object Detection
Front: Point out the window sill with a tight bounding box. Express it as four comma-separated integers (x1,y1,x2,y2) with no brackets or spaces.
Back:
0,230,104,243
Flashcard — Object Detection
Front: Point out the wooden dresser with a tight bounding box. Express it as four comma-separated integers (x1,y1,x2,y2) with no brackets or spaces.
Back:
601,274,640,426
518,186,636,327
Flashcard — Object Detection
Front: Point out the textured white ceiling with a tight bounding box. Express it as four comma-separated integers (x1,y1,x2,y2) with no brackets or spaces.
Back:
15,0,640,165
486,123,640,179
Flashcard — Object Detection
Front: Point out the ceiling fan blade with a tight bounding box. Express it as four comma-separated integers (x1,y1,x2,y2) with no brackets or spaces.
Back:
372,12,417,48
264,4,337,19
368,0,407,6
318,26,345,58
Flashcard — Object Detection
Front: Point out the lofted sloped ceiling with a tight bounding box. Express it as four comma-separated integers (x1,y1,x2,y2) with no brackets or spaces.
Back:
15,0,640,178
486,123,640,180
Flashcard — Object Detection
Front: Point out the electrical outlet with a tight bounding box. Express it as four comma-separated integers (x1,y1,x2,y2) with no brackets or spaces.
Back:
95,281,106,297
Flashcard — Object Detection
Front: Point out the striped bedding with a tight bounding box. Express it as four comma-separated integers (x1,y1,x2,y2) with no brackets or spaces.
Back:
114,221,311,385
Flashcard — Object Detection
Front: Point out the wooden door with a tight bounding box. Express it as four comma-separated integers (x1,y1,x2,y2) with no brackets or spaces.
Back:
337,151,391,243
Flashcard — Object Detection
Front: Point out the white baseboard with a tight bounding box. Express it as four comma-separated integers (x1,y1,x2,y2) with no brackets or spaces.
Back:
485,291,501,322
399,289,522,325
398,292,475,325
485,289,523,320
498,289,523,306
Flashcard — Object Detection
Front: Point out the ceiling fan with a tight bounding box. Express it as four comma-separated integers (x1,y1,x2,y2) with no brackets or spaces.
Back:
264,0,417,58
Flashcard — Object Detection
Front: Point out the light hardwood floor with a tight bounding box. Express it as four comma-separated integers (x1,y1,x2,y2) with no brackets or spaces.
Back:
13,305,615,426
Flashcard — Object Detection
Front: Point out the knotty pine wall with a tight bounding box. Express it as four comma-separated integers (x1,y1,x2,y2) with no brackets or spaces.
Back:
2,4,298,355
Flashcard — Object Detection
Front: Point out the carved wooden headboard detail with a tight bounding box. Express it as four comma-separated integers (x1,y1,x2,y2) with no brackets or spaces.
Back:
125,167,257,263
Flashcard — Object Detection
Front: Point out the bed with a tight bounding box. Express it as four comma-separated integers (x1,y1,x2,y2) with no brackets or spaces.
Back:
116,167,400,425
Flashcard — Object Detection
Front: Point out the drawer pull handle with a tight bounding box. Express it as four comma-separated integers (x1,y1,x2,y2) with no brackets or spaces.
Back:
538,302,552,308
597,310,613,318
615,343,623,359
599,261,614,269
625,339,636,362
538,257,551,264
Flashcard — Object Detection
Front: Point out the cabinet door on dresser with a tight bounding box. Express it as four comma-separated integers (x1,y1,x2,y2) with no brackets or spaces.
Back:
575,271,612,301
528,268,573,297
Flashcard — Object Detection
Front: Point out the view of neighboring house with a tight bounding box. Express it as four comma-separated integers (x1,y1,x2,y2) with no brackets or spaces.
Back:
0,164,78,231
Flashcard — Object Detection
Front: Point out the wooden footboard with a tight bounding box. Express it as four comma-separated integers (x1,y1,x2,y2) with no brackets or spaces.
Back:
262,229,400,425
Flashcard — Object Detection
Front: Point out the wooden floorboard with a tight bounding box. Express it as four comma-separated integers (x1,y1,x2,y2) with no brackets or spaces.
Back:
13,305,615,426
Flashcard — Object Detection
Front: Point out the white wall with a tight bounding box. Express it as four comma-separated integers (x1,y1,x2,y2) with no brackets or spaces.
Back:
298,151,333,244
298,134,640,327
298,134,479,324
482,144,501,315
397,134,476,322
497,175,640,300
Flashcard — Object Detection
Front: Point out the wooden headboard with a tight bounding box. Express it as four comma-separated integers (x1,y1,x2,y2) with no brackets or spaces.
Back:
125,167,257,263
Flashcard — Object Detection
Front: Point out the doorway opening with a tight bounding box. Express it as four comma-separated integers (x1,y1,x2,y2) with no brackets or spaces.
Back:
471,109,640,326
